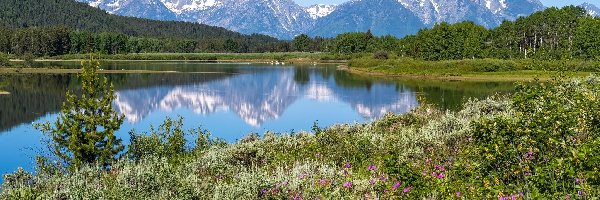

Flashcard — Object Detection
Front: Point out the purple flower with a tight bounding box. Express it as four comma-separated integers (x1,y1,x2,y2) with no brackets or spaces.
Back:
293,193,303,200
368,165,377,171
345,162,351,168
437,173,445,179
318,179,329,185
370,179,376,185
578,191,583,197
575,178,580,184
431,172,438,177
511,195,516,200
403,186,413,193
343,182,353,188
435,165,441,170
440,167,446,172
421,171,427,176
343,169,349,176
456,192,461,197
378,174,388,181
566,194,572,199
393,182,401,189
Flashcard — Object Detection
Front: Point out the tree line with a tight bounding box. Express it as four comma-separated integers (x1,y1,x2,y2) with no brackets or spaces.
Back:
0,27,293,56
323,6,600,60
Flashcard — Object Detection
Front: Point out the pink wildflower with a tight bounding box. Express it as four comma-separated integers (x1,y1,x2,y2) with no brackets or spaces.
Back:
343,182,353,188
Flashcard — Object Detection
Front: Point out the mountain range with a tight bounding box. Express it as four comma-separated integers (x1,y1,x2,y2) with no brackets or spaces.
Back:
73,0,600,39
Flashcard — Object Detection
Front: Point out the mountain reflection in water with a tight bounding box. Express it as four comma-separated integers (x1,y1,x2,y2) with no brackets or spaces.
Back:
112,67,418,127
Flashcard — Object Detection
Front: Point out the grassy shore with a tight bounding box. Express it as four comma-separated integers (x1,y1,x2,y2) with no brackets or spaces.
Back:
2,76,599,199
45,52,353,63
0,68,187,74
346,57,599,81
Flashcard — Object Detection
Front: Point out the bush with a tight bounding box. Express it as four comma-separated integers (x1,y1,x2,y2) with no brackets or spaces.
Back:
373,50,389,60
457,76,600,198
0,53,10,67
21,53,36,67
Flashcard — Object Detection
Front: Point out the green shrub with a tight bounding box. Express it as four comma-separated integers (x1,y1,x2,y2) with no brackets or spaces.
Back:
457,76,600,198
373,50,389,60
0,53,10,67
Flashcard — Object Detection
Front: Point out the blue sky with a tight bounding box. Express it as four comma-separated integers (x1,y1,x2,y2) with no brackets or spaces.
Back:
294,0,599,7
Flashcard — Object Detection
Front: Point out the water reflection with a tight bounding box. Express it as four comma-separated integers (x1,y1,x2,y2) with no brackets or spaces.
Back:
112,67,418,127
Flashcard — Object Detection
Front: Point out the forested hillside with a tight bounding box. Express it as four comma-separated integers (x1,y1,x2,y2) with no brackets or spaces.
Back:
0,0,289,54
324,6,600,60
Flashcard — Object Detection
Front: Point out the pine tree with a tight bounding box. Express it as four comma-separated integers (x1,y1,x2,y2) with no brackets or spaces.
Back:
36,56,124,169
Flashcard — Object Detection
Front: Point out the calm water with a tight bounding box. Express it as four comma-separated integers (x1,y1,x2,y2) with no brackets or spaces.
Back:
0,61,514,181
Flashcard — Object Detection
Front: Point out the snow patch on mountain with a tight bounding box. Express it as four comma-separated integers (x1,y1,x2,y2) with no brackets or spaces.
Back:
306,4,336,19
581,3,600,16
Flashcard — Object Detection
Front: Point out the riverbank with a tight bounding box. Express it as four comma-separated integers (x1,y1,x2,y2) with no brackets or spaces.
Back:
2,76,599,199
345,57,599,81
0,68,183,74
43,52,352,63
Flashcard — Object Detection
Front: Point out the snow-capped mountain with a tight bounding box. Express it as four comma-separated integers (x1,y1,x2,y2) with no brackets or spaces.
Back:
310,0,424,38
79,0,547,39
80,0,178,20
306,4,336,19
581,2,600,16
398,0,544,27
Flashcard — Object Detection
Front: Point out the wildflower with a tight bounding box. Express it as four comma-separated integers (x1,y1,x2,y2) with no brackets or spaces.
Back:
425,158,432,164
456,192,461,197
293,193,303,200
421,171,427,176
403,186,412,193
431,172,438,177
435,165,441,170
566,194,571,199
343,169,349,176
378,174,388,181
370,179,376,185
393,182,401,190
315,153,322,157
345,162,352,168
368,165,377,171
578,191,583,197
437,173,445,179
343,182,353,188
318,179,330,185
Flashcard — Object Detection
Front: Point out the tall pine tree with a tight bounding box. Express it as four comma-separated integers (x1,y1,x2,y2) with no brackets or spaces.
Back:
36,56,124,169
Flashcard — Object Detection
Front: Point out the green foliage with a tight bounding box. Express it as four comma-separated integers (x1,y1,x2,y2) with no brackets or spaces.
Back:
292,34,311,52
128,117,223,161
0,52,10,67
35,56,124,169
20,53,36,68
373,50,389,60
458,76,600,198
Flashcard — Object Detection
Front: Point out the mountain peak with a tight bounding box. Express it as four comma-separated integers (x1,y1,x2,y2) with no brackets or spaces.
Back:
580,2,600,16
305,4,336,19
